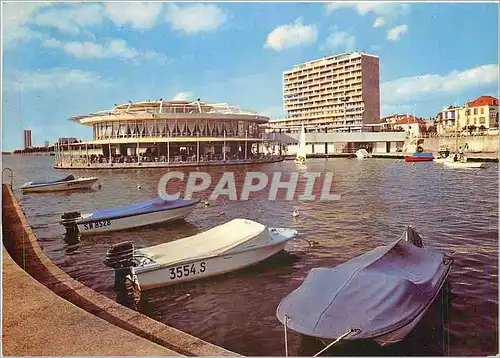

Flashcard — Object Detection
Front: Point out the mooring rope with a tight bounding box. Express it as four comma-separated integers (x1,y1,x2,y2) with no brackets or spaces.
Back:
313,328,361,357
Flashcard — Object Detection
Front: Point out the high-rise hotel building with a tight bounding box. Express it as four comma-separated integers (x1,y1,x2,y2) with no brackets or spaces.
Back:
272,52,380,131
23,129,32,149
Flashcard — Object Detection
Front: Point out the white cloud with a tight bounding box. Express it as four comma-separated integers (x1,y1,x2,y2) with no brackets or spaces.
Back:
325,3,409,29
2,2,53,47
373,17,385,28
326,3,409,18
172,92,195,101
265,18,318,51
165,3,227,34
32,3,104,35
6,68,107,92
323,30,356,53
104,2,164,29
381,104,415,117
8,2,163,44
381,64,499,104
387,24,408,41
42,38,167,63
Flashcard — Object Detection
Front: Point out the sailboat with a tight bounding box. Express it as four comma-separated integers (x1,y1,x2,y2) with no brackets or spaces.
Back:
442,105,487,169
296,124,307,164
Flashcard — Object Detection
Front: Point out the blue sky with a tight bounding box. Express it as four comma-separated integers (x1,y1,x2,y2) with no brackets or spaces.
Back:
2,1,499,150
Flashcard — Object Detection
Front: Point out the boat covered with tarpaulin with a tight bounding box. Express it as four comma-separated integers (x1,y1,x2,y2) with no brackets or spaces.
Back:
104,218,298,290
60,196,199,235
276,226,453,347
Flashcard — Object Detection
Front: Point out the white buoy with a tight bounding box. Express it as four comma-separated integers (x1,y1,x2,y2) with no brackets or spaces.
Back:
137,185,142,190
204,200,210,206
292,208,299,218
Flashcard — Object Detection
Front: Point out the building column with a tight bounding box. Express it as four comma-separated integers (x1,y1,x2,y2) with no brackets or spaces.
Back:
167,140,170,163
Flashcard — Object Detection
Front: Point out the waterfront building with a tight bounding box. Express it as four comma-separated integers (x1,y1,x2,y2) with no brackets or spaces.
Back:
23,129,32,149
269,51,380,132
44,141,50,148
436,96,499,134
56,99,281,168
381,114,413,131
59,137,79,145
465,95,499,129
393,116,426,138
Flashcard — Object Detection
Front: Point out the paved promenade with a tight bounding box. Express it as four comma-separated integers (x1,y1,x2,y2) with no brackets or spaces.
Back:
2,184,239,356
2,247,181,356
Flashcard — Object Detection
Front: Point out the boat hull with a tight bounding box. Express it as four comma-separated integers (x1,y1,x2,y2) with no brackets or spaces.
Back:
404,156,433,162
442,161,487,168
21,177,98,193
135,240,288,290
77,203,197,235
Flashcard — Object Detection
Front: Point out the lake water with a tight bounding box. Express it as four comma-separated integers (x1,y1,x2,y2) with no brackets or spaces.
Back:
3,155,498,356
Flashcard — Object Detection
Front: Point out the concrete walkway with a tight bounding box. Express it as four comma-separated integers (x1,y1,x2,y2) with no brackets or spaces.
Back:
2,183,238,356
2,246,181,356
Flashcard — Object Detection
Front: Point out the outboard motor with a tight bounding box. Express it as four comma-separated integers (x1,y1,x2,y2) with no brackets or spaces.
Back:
104,241,139,309
61,211,82,245
404,226,424,248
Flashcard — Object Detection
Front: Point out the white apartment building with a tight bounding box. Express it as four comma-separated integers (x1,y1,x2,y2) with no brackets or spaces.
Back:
269,52,381,132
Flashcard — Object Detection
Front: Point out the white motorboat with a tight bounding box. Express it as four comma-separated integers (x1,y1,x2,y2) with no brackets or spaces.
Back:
439,104,487,169
276,226,453,353
296,124,307,164
60,197,199,237
442,159,487,168
104,219,298,291
21,174,98,193
355,149,372,159
440,155,487,168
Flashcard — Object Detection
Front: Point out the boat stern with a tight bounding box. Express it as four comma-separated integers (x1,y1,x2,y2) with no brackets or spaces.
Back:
269,227,298,244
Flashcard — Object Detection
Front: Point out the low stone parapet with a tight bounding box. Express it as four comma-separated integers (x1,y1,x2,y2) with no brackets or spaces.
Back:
2,184,239,356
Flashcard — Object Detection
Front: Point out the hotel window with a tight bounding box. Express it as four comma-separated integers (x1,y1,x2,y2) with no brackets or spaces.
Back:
474,108,478,115
479,118,486,124
480,108,484,114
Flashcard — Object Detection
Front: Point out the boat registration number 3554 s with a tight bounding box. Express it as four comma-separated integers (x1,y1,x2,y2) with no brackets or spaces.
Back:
169,262,206,279
83,220,111,230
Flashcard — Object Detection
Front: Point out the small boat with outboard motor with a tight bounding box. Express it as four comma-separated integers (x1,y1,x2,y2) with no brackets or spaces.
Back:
441,154,487,168
21,174,98,193
276,226,453,354
355,149,372,159
104,218,298,291
404,152,434,162
60,196,199,239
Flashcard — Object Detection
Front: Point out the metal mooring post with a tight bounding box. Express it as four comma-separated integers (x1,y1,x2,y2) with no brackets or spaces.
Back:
2,168,14,188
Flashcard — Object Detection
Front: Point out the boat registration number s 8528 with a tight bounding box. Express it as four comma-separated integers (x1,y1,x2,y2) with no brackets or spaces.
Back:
169,262,206,280
83,220,111,230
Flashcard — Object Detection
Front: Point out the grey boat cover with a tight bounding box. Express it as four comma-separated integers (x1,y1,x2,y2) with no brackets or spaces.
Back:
276,227,452,340
80,197,199,222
